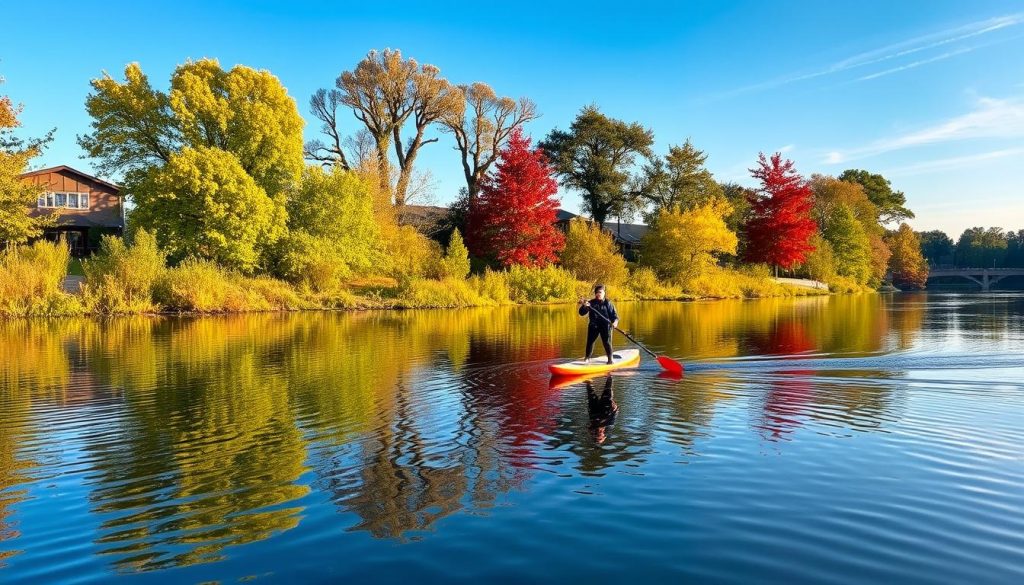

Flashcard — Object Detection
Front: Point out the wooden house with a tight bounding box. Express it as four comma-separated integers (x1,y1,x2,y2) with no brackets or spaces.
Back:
21,165,124,256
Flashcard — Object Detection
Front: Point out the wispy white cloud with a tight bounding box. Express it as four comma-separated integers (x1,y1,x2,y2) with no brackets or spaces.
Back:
855,46,977,81
823,96,1024,164
882,147,1024,176
778,144,795,153
711,13,1023,98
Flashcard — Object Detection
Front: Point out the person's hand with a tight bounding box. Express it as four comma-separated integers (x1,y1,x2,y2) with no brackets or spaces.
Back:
612,320,619,328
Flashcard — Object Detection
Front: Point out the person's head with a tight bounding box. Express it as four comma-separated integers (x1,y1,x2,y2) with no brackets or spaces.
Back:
593,283,606,300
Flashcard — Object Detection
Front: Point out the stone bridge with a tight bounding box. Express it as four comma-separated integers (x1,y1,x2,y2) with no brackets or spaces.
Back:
927,268,1024,291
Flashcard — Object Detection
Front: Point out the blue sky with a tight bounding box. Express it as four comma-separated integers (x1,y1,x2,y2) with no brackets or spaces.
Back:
2,0,1022,237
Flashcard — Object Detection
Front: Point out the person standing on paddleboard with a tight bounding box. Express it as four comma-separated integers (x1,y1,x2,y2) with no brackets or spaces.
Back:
578,284,619,364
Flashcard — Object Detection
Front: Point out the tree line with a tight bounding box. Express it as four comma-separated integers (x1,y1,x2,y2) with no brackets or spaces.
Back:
1,49,937,313
919,228,1024,269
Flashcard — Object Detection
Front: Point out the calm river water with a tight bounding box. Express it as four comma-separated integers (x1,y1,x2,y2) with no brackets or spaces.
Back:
1,293,1022,583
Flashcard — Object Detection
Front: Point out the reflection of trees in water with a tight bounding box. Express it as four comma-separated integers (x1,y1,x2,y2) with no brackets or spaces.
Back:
0,320,75,567
0,395,31,567
315,316,570,539
319,377,471,539
81,317,309,572
628,295,899,359
756,370,901,441
887,293,927,350
0,294,934,565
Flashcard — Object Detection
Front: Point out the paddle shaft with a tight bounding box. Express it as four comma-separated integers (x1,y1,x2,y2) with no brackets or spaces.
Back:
584,304,660,360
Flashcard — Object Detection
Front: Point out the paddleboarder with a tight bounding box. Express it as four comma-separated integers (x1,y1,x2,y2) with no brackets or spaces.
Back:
578,283,619,364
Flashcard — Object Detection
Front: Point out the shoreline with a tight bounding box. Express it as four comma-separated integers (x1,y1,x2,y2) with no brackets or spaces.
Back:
3,286,847,320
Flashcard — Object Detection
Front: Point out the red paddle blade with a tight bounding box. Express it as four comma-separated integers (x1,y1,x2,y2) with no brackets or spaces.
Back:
657,356,684,374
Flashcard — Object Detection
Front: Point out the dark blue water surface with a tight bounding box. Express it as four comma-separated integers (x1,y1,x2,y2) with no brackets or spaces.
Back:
1,293,1022,583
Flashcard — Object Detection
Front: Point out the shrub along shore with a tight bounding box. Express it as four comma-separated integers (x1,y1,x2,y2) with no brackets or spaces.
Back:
2,235,840,319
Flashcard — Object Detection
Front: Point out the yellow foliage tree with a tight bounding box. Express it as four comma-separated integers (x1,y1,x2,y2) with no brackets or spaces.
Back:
639,200,738,284
886,223,929,289
558,217,628,285
800,232,837,283
0,80,54,243
132,146,287,272
277,165,381,290
437,228,471,280
80,60,303,269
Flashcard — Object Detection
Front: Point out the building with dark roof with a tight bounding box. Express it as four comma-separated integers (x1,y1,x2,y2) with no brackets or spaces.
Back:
553,209,648,261
21,165,125,256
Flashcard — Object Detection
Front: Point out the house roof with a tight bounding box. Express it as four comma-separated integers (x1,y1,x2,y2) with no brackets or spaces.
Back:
604,220,648,244
399,204,449,235
20,165,121,192
555,209,579,222
555,209,648,244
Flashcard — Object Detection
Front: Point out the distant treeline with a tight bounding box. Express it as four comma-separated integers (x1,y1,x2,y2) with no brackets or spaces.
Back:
919,228,1024,268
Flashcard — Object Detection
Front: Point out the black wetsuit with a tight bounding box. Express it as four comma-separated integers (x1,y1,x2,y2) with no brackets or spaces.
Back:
578,298,618,362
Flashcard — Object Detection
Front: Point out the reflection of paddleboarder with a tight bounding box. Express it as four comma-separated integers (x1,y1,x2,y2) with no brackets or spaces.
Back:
586,376,618,444
577,284,619,364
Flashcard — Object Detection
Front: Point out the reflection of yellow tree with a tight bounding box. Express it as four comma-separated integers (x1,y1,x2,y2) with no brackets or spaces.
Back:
0,294,915,559
81,316,310,572
625,296,888,361
0,394,32,567
0,321,65,567
888,293,926,350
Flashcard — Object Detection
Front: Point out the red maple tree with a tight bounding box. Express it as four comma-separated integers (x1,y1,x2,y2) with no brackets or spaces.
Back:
743,152,817,271
467,128,565,266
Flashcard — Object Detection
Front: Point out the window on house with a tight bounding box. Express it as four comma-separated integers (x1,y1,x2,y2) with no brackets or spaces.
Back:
37,191,92,209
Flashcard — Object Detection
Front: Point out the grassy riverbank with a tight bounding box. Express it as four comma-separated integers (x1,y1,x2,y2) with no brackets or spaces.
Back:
1,240,845,318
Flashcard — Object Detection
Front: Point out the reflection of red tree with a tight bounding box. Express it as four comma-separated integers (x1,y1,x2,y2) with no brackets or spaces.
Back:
760,369,814,441
750,318,815,356
464,338,562,468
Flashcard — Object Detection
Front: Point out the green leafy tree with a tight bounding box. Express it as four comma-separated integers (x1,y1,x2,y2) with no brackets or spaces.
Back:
0,80,54,243
955,227,1008,268
838,169,914,224
886,223,929,289
639,200,738,284
285,165,379,272
810,174,879,228
558,217,628,285
1006,229,1024,268
641,140,723,216
822,203,871,284
540,105,653,228
719,181,753,236
917,230,954,266
132,146,286,272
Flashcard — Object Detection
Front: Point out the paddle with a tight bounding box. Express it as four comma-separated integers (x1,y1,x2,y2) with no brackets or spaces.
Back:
584,303,684,374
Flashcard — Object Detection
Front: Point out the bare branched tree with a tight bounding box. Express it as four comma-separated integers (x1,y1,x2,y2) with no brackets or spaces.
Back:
304,88,350,169
332,49,460,207
441,82,537,201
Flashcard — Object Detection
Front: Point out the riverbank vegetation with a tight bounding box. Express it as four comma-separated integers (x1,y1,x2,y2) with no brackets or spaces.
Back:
1,50,948,318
